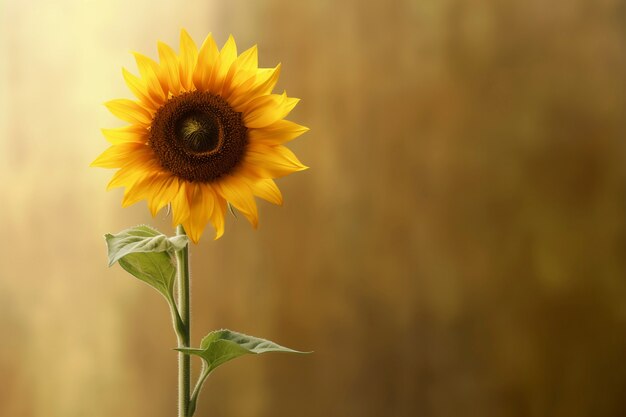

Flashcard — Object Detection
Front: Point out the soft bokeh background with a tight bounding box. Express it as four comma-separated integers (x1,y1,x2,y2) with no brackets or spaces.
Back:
1,0,625,416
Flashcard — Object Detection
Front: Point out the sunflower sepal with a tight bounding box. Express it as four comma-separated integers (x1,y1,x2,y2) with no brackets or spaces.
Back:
176,329,309,416
104,224,188,302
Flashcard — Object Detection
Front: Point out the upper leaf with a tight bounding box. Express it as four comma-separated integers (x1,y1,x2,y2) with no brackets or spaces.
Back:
104,225,188,299
105,225,188,266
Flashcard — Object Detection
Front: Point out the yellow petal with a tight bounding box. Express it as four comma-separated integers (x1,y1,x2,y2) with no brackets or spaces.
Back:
157,41,181,96
106,161,154,190
170,180,190,227
139,175,173,210
179,29,198,91
209,35,237,94
248,178,283,205
210,194,227,239
216,175,258,228
122,68,157,110
251,67,281,96
121,171,157,207
193,33,219,90
119,171,167,209
228,65,281,109
91,143,149,168
121,193,142,208
101,125,148,144
248,120,309,145
148,176,180,216
243,92,299,128
105,99,153,125
134,52,166,104
183,183,215,244
222,45,257,96
223,71,255,104
244,144,308,178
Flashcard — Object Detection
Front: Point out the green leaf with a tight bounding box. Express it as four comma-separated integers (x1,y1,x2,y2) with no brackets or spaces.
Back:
105,225,188,266
104,225,188,299
178,329,307,372
178,329,309,416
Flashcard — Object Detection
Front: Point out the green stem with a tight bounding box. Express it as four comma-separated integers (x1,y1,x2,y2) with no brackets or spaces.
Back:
167,294,185,344
175,225,191,417
188,361,211,417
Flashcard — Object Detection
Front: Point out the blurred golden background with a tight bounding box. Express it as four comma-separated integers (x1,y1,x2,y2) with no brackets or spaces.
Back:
1,0,625,416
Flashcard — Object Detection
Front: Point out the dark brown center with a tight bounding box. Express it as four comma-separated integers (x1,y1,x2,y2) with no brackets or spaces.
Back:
149,91,247,182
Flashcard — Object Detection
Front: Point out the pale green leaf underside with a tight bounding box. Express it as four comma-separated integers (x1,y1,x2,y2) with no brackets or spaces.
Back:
116,252,175,298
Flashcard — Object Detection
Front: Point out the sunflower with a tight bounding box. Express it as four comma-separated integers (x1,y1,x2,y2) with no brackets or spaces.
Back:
92,30,308,243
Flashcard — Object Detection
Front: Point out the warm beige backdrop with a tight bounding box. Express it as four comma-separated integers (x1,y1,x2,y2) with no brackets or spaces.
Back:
1,0,625,416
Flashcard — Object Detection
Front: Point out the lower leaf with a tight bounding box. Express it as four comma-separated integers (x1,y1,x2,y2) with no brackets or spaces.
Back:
177,329,309,415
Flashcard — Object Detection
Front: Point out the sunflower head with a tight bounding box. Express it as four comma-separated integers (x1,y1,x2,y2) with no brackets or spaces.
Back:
92,30,308,243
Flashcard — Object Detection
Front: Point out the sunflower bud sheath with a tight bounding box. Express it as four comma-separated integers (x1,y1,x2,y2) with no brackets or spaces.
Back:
94,30,308,417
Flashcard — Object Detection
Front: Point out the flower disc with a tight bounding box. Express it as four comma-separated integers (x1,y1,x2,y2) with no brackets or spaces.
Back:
149,91,248,182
